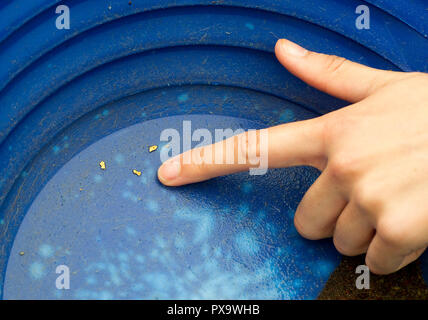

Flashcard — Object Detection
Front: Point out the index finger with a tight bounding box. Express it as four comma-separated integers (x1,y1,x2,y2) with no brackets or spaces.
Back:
157,117,326,186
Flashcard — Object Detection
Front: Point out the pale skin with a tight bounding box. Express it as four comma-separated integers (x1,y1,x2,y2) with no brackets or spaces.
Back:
157,38,428,275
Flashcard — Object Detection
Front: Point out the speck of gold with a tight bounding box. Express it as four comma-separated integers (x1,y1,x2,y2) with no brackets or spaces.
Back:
19,251,25,256
133,169,142,176
149,145,158,153
79,188,84,191
99,161,106,170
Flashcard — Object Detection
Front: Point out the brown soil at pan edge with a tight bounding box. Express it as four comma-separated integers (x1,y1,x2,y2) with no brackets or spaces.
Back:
318,255,428,300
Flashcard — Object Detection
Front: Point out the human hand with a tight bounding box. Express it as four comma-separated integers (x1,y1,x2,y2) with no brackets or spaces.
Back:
157,38,428,275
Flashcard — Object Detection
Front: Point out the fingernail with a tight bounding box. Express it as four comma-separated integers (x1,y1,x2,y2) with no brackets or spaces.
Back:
159,157,181,181
279,39,308,57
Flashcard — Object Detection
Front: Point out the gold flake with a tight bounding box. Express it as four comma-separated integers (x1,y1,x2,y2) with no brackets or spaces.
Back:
149,145,158,153
99,161,106,170
133,169,142,176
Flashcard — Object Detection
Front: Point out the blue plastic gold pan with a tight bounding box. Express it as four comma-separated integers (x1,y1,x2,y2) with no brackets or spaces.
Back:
0,0,427,299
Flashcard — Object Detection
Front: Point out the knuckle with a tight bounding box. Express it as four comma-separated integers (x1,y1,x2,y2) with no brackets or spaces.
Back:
333,236,357,256
194,159,209,175
238,130,260,165
376,218,412,248
328,154,358,182
321,115,342,143
352,183,383,213
320,112,352,147
325,55,348,75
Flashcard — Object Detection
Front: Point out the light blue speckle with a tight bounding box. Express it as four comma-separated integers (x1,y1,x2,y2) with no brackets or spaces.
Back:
235,231,259,255
177,93,189,103
39,244,54,258
98,291,113,300
201,244,209,257
54,289,63,298
135,255,145,263
241,181,253,193
155,236,166,249
132,283,144,291
122,191,138,202
29,262,46,279
118,252,128,262
52,145,60,154
194,214,214,243
239,204,249,215
126,227,136,236
150,249,159,258
143,273,169,292
0,219,4,225
146,200,158,212
213,247,222,257
279,109,295,122
174,236,186,249
102,109,109,116
292,278,304,288
86,276,97,285
114,153,125,164
107,264,122,286
257,209,266,221
139,175,148,185
94,174,103,183
245,22,255,30
236,204,250,221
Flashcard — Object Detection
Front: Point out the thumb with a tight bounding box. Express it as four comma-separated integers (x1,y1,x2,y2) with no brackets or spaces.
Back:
275,39,403,103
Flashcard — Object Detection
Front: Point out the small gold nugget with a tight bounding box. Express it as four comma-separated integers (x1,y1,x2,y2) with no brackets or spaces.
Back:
19,251,25,256
99,161,106,170
149,145,158,153
133,169,142,176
